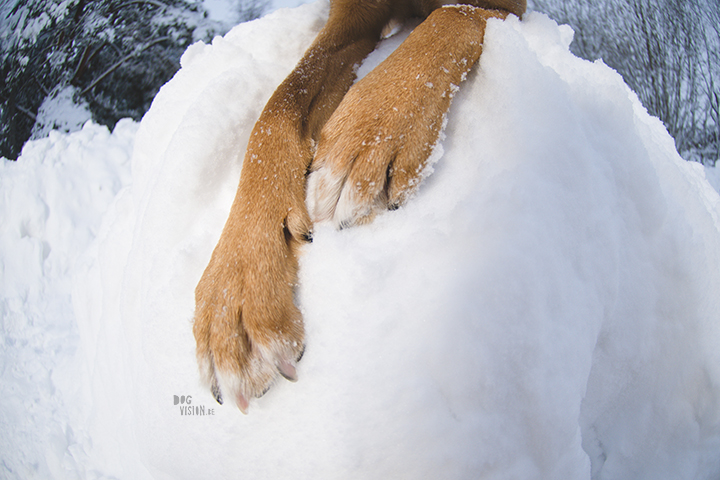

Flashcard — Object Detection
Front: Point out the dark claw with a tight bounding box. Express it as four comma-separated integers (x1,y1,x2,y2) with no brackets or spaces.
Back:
296,344,306,362
211,380,223,405
258,385,271,398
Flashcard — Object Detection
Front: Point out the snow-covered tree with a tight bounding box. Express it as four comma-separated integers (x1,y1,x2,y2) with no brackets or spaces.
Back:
530,0,720,165
0,0,268,159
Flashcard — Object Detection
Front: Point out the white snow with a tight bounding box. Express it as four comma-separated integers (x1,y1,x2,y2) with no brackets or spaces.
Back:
269,0,314,11
705,162,720,193
2,1,720,479
0,119,137,478
31,86,93,141
202,0,313,29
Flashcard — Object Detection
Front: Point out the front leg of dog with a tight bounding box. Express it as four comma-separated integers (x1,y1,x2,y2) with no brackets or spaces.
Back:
309,6,506,227
194,135,309,412
194,7,388,413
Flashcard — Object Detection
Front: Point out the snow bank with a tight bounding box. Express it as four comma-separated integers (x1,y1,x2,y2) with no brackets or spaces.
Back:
30,86,93,141
3,1,720,478
705,164,720,194
0,120,137,478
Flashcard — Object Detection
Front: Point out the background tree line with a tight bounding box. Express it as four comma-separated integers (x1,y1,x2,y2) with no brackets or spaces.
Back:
530,0,720,165
0,0,268,159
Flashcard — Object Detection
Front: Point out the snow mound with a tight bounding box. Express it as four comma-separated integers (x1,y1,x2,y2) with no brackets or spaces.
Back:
11,1,720,478
0,120,137,478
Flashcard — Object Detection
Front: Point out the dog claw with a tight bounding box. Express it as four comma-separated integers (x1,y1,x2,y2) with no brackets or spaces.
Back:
237,391,250,414
278,359,298,382
211,380,223,405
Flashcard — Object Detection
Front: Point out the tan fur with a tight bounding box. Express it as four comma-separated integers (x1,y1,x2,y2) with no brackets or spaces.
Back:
193,0,526,412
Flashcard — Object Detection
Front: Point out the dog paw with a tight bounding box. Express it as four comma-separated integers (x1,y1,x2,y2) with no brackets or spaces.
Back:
307,6,494,228
193,223,305,413
307,78,447,228
307,15,481,228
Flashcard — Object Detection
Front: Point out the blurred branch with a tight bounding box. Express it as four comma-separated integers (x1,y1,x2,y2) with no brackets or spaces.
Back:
80,36,171,95
14,103,37,122
113,0,168,11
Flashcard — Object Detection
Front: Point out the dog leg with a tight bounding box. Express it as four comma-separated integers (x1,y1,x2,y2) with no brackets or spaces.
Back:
194,2,394,412
308,6,508,228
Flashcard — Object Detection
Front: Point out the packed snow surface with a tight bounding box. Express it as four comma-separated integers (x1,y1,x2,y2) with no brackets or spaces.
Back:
1,120,137,477
2,1,720,478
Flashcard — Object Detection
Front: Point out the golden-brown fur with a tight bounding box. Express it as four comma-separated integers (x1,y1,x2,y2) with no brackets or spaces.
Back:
193,0,526,413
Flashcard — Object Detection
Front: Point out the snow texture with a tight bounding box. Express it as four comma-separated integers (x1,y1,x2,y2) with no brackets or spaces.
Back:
1,119,137,478
2,1,720,478
31,86,93,141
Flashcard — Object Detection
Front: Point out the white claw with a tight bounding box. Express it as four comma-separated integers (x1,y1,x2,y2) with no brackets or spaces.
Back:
278,359,298,382
236,391,249,414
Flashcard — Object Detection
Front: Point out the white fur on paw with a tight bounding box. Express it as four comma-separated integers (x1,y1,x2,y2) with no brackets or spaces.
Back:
334,181,383,228
306,166,345,225
214,368,253,413
211,338,301,413
197,352,216,393
307,169,374,228
308,167,389,229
